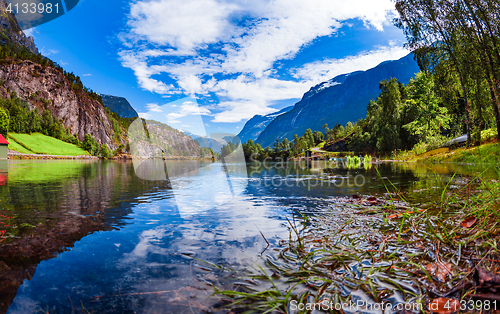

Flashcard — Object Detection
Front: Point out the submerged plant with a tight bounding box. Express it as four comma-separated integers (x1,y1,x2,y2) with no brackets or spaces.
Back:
211,168,500,313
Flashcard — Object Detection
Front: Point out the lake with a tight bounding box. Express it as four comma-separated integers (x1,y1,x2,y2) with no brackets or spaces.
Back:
0,159,496,313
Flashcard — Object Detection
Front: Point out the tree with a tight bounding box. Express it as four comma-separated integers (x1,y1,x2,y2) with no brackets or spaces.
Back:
312,131,324,145
322,124,330,138
394,0,500,142
221,142,236,158
0,107,9,137
100,144,110,159
291,134,301,156
41,109,54,135
82,134,99,156
27,109,42,134
403,72,451,139
304,129,314,149
370,78,405,153
273,139,280,153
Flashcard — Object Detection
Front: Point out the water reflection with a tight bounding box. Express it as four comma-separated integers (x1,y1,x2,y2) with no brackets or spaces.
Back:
0,160,498,313
0,160,171,313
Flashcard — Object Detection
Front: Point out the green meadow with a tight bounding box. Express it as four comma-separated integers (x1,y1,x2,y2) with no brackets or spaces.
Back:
8,133,89,156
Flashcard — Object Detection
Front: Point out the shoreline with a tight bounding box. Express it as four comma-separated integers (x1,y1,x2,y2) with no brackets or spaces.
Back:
8,150,97,160
7,150,214,161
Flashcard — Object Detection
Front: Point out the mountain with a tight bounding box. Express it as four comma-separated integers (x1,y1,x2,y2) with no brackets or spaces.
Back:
130,120,202,158
101,94,138,118
237,106,293,143
255,54,421,148
0,2,124,150
182,130,229,153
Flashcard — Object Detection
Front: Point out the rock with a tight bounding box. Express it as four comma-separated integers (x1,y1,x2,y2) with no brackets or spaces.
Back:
0,60,121,149
0,0,38,54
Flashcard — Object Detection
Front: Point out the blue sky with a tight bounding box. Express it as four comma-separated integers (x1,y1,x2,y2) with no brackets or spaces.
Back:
24,0,409,136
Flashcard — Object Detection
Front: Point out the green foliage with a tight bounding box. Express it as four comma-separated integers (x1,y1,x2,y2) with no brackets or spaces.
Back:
0,94,82,146
221,142,237,158
81,134,99,156
403,72,450,139
312,130,323,144
303,128,314,149
104,107,135,143
242,139,264,160
100,144,110,159
481,128,498,141
406,134,450,157
341,73,455,156
200,146,213,157
371,78,405,152
431,142,500,164
394,0,500,142
0,107,9,137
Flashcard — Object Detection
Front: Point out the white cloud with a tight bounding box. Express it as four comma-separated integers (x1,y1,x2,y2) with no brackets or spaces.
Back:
40,48,59,56
146,103,163,112
120,0,402,123
138,112,153,119
125,0,238,54
82,73,92,77
23,27,38,38
293,46,410,84
166,101,212,120
166,119,181,124
212,100,276,123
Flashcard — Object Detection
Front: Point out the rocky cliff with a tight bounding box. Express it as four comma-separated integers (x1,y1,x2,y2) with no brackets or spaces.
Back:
0,0,37,54
255,54,421,147
0,60,121,149
129,119,202,158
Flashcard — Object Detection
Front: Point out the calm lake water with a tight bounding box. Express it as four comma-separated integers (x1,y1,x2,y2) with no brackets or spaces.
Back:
0,160,497,313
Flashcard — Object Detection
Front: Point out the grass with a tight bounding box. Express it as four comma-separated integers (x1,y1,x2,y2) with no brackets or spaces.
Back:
8,133,89,156
211,167,500,313
426,142,500,164
7,137,35,154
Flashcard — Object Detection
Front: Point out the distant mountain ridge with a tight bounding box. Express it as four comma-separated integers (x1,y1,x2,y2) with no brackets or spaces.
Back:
101,94,138,118
255,53,420,147
237,106,293,143
182,130,231,153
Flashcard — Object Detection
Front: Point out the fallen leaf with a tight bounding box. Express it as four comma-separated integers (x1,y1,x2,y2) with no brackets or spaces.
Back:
426,262,453,282
367,196,377,201
460,217,477,228
429,297,460,314
352,194,361,199
475,267,500,288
